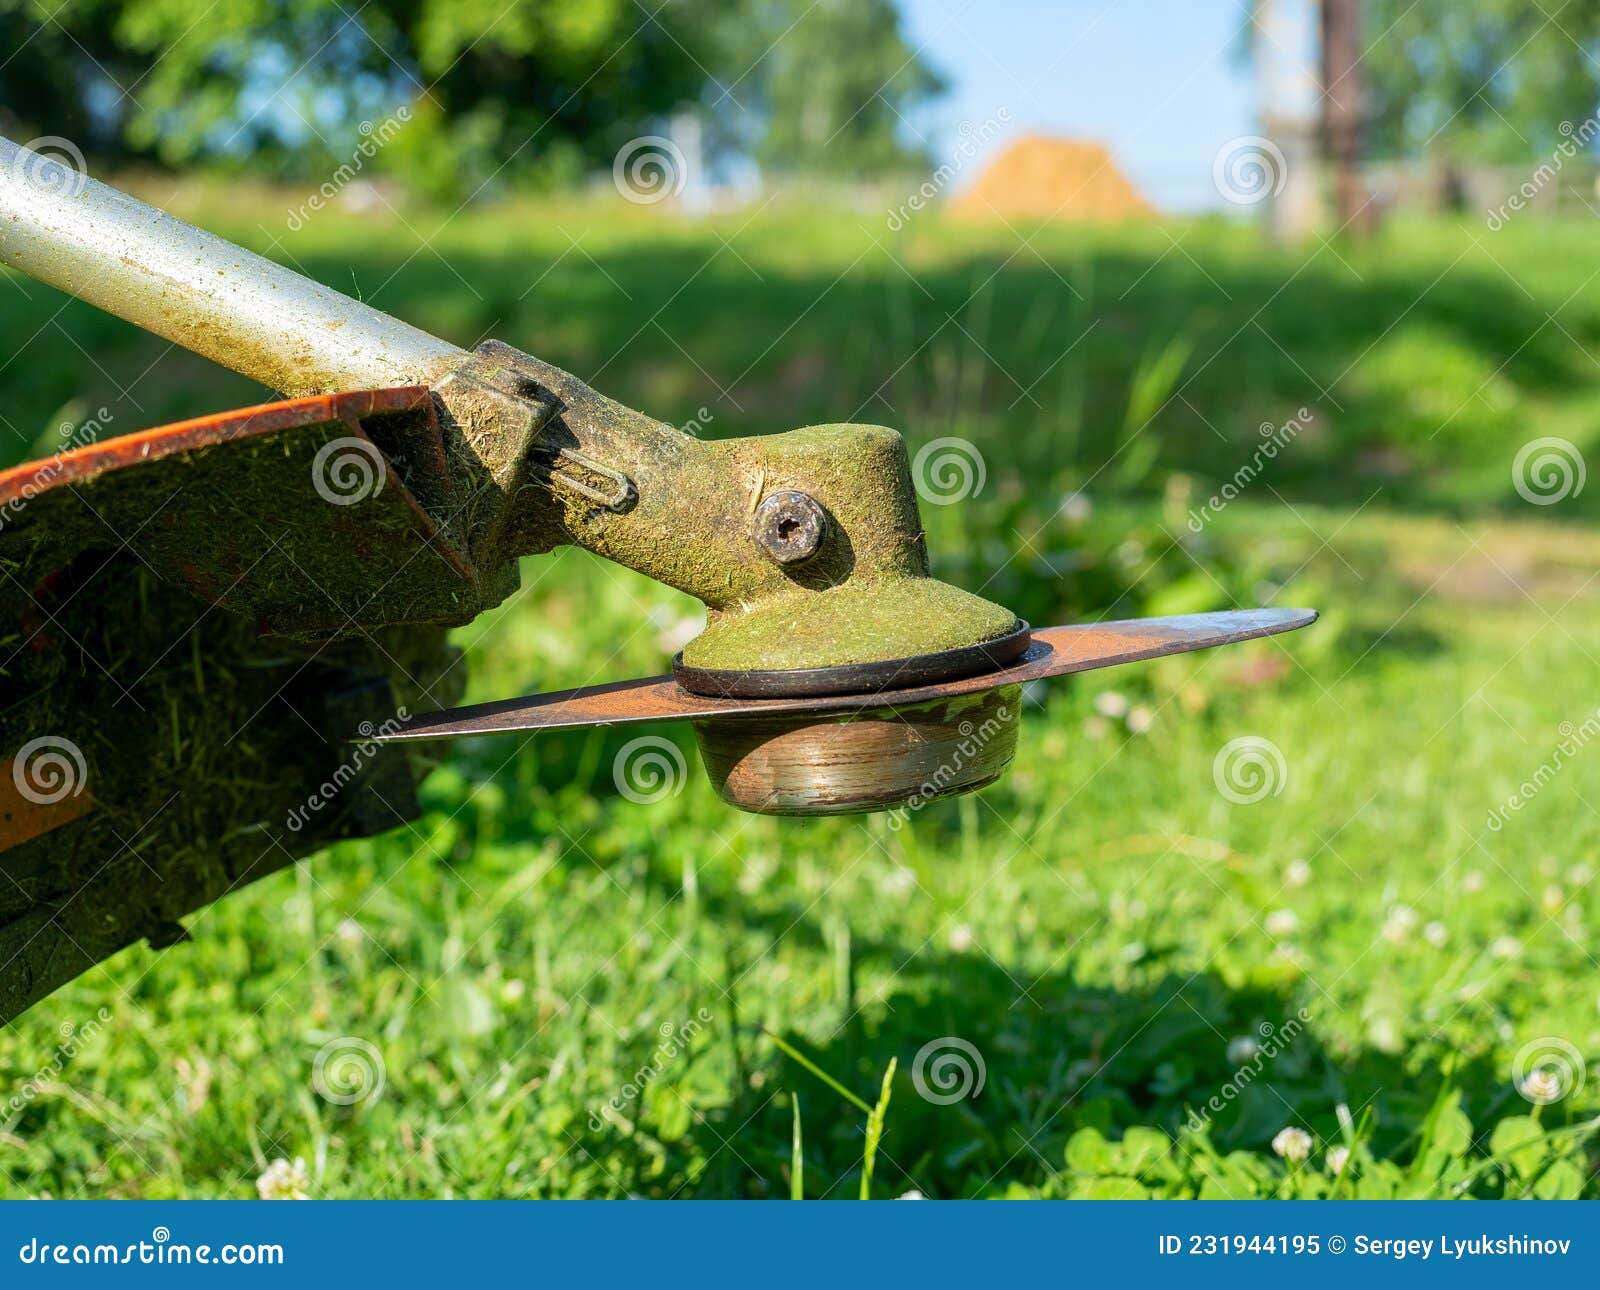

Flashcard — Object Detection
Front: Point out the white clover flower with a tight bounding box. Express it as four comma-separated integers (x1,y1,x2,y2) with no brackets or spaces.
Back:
1059,492,1092,524
1566,863,1593,888
1325,1145,1351,1174
1541,885,1564,914
1490,936,1524,960
1423,921,1448,948
1125,705,1154,735
1366,1016,1402,1054
1094,690,1129,719
897,1189,926,1200
1227,1036,1261,1065
1271,1127,1312,1162
948,923,975,952
1265,909,1299,938
1084,715,1111,740
499,978,527,1004
1381,903,1419,944
1462,870,1486,894
334,918,364,950
256,1157,309,1200
1284,859,1312,889
1519,1068,1564,1104
880,866,917,899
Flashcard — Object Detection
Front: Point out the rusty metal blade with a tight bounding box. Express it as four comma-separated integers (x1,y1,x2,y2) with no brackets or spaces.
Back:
375,607,1317,742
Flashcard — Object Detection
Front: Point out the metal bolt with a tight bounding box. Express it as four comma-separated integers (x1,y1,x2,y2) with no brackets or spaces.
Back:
752,490,827,566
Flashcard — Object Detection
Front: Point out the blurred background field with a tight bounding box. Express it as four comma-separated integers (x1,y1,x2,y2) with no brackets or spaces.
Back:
3,0,1600,1199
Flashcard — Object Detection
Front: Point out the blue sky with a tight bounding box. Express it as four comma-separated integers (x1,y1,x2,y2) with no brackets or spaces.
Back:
895,0,1264,210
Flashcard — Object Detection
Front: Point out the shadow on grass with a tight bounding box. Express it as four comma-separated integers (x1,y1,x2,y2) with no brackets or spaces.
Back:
10,222,1598,522
567,868,1506,1199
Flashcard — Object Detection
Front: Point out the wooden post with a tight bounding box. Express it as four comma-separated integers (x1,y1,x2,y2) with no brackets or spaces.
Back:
1320,0,1372,234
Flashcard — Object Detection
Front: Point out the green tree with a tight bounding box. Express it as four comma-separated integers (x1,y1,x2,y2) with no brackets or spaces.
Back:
735,0,947,178
0,0,745,187
1362,0,1600,161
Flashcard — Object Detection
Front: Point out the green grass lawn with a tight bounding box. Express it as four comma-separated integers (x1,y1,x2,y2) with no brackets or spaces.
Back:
1,191,1598,1198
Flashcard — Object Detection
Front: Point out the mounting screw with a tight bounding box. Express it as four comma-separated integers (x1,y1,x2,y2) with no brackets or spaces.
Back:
753,490,828,566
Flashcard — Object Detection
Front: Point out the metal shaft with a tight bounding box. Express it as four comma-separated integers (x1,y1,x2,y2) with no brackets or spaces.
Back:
0,136,466,396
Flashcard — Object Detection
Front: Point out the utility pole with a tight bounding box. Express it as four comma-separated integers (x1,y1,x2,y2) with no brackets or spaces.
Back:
1320,0,1371,233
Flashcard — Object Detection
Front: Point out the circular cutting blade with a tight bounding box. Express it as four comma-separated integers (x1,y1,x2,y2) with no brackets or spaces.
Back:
372,608,1318,742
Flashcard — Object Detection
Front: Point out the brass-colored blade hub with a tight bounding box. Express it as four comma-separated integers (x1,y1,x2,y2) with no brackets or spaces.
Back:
693,687,1020,816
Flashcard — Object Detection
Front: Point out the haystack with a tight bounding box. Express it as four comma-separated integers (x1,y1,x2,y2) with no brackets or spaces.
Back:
953,135,1154,222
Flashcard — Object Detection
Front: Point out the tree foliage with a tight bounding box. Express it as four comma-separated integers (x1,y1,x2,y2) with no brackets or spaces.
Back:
730,0,947,177
0,0,945,188
1360,0,1600,161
